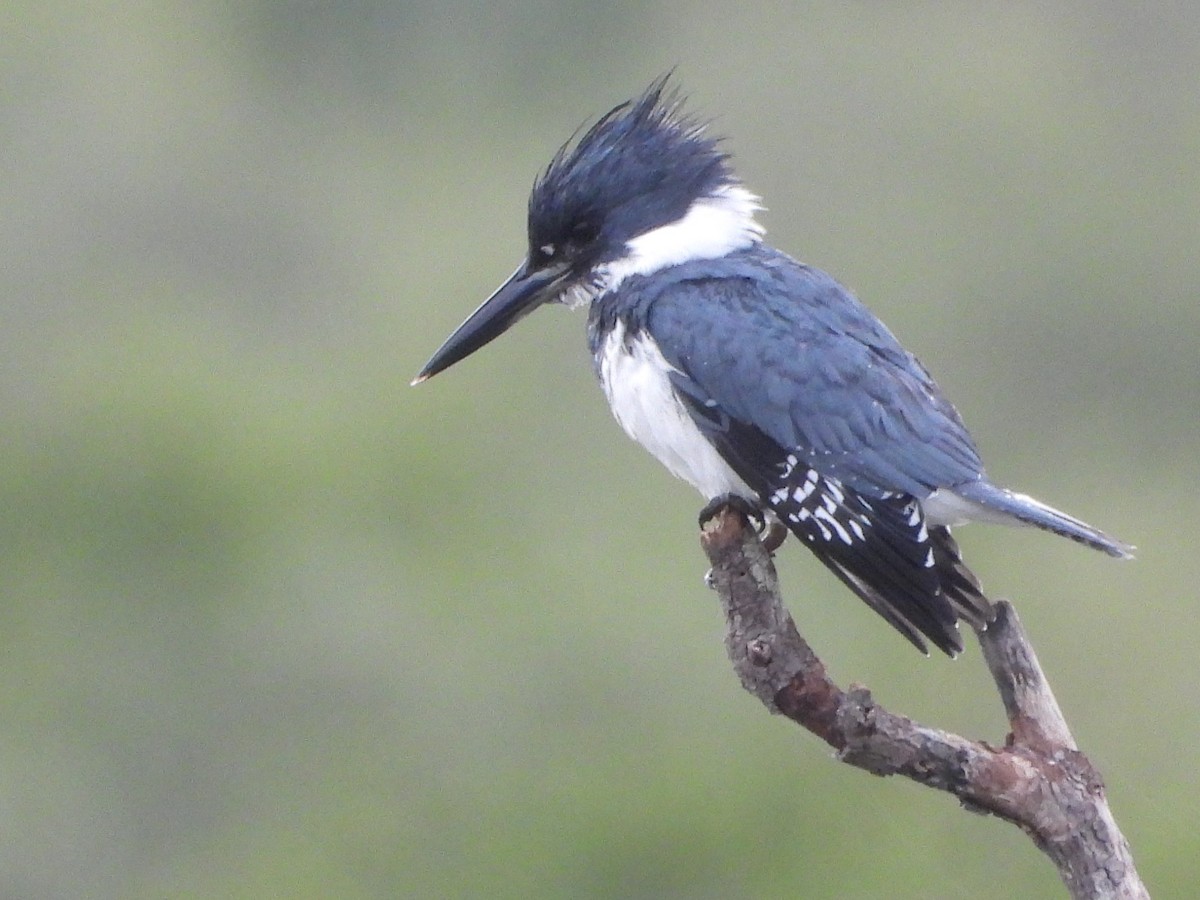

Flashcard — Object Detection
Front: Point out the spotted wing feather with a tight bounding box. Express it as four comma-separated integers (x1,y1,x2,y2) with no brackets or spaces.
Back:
670,369,972,655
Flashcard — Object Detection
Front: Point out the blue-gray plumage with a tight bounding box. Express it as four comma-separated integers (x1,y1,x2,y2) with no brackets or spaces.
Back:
414,76,1133,656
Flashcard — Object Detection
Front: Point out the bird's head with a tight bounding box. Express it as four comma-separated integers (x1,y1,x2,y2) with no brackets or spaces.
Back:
413,76,764,383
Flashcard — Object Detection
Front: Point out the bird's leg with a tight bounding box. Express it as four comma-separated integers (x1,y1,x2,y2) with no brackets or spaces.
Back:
699,493,763,528
699,494,763,589
700,494,787,552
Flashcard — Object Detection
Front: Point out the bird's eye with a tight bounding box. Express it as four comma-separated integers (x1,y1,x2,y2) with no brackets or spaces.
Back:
538,243,556,260
569,220,598,244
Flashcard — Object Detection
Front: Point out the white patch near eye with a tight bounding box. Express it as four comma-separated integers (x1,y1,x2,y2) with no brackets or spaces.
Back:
599,185,765,292
540,244,555,257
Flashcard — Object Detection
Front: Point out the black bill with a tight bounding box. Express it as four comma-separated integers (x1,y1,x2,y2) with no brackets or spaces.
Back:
412,259,567,384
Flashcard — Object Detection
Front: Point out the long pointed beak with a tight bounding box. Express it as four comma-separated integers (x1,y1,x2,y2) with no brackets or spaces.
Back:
412,259,566,384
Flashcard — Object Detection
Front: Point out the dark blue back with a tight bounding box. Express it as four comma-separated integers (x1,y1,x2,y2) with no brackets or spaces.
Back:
588,245,984,500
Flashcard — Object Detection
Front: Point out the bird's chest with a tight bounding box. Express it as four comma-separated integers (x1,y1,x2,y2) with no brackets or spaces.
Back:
594,322,751,500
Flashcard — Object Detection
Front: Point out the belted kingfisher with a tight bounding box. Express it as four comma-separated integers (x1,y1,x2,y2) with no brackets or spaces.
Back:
413,77,1132,656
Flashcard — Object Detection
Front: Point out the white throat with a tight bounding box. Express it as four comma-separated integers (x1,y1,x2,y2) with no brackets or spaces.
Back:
561,185,764,308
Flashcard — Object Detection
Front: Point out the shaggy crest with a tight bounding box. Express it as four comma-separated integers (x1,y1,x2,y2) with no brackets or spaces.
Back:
527,76,738,266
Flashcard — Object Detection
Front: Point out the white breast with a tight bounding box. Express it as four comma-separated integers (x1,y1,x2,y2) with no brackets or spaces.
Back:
597,322,754,501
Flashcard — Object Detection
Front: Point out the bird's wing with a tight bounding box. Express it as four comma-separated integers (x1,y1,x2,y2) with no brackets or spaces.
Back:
633,254,989,654
643,254,984,499
667,366,966,655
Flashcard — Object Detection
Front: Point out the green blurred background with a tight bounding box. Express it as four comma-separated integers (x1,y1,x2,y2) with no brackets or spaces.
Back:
3,3,1197,897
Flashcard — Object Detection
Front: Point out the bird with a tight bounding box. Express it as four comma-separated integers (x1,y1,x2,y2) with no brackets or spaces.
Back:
412,76,1133,656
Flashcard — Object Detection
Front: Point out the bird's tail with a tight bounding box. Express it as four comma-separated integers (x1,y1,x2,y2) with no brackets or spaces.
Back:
951,480,1135,559
929,525,992,632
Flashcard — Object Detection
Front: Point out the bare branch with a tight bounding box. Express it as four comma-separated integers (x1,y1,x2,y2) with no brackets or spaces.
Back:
700,505,1148,899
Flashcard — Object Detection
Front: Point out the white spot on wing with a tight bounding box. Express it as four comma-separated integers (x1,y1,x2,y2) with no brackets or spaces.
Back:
814,506,852,544
795,469,818,502
825,480,844,505
781,454,800,479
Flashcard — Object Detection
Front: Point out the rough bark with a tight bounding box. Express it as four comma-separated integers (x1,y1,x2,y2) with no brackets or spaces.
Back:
700,505,1147,899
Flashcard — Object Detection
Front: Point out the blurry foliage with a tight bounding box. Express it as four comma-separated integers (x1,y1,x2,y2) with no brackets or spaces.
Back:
0,2,1196,897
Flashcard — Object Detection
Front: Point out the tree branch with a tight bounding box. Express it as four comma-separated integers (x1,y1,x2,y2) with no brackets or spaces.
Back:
700,505,1147,899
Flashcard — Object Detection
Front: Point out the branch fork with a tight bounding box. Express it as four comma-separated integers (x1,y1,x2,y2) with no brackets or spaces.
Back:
699,505,1146,900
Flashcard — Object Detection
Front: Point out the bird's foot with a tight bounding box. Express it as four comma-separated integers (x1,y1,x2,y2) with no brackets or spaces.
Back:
699,495,788,555
698,493,763,528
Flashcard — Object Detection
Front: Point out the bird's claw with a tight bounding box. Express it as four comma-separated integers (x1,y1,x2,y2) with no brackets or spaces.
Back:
698,493,763,529
699,494,789,555
761,521,788,554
